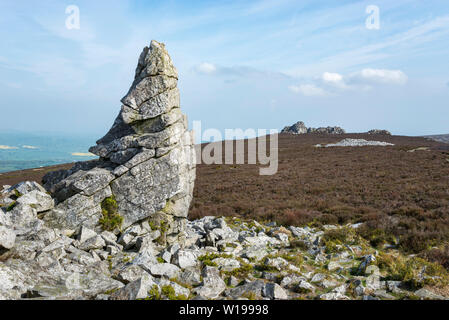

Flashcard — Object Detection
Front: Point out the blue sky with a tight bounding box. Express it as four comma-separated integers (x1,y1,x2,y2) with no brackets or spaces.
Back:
0,0,448,137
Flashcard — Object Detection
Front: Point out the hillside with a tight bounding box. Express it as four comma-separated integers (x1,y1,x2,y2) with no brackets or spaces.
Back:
2,133,449,260
422,134,449,144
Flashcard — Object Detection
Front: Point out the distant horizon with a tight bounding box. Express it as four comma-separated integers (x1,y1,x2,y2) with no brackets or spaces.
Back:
1,125,448,142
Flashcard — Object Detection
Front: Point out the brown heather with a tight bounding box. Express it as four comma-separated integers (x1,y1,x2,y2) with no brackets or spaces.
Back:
190,133,449,263
1,133,449,267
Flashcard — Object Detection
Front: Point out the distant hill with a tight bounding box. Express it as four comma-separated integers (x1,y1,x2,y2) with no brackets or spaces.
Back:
422,134,449,144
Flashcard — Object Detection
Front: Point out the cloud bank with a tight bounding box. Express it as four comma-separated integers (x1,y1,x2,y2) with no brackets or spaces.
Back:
289,68,408,96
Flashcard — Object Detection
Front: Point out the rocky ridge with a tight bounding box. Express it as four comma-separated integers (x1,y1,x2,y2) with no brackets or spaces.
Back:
367,129,391,135
40,40,195,245
1,181,448,300
281,121,346,135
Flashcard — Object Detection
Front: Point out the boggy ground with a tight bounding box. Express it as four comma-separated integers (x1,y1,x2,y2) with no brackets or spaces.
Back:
2,133,449,270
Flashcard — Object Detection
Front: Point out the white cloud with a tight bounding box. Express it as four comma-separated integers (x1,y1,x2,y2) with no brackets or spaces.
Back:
322,72,347,88
196,62,217,74
351,68,408,85
288,84,327,96
22,145,38,149
289,68,407,97
322,72,343,83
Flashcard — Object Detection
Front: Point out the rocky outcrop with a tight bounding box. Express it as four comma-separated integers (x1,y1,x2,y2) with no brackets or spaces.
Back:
2,189,445,300
367,129,391,135
281,121,345,135
41,40,195,245
308,126,346,134
281,121,308,134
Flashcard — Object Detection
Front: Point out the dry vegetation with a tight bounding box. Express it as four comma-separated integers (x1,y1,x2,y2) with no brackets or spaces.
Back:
2,133,449,268
190,133,449,266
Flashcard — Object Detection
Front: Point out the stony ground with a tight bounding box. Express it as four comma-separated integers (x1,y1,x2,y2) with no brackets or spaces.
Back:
1,181,448,300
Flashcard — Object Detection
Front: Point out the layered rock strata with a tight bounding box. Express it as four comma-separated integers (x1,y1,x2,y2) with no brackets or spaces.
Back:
42,40,195,245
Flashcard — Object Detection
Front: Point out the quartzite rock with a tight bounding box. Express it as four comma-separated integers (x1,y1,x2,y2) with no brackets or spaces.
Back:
41,40,196,243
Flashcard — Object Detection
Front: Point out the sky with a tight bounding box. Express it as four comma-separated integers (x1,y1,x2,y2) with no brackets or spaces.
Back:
0,0,448,138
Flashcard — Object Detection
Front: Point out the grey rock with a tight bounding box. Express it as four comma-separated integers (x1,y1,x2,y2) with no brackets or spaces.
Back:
0,263,27,292
366,273,381,291
226,280,265,299
100,230,118,245
327,261,342,272
354,285,365,296
280,274,305,288
414,288,446,300
194,266,226,299
78,235,106,251
212,257,240,272
374,289,395,300
227,276,240,287
179,267,202,287
281,121,307,134
297,280,315,292
6,203,38,228
367,129,391,135
173,250,198,269
263,257,289,271
16,190,54,212
44,194,101,230
358,254,376,274
78,226,98,243
4,181,46,196
149,263,181,279
281,121,345,135
319,284,349,300
39,40,195,244
0,226,16,249
263,283,288,300
320,279,339,289
311,273,326,283
116,265,147,284
111,274,158,300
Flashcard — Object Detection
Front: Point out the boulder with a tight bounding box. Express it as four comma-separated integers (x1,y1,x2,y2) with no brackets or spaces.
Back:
16,190,54,212
194,266,226,299
173,250,198,269
111,274,158,300
226,280,265,299
263,283,288,300
0,226,16,250
149,263,181,279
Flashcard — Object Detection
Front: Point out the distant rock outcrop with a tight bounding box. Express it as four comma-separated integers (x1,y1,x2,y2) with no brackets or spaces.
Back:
42,40,196,245
367,129,391,135
281,121,345,135
281,121,308,134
